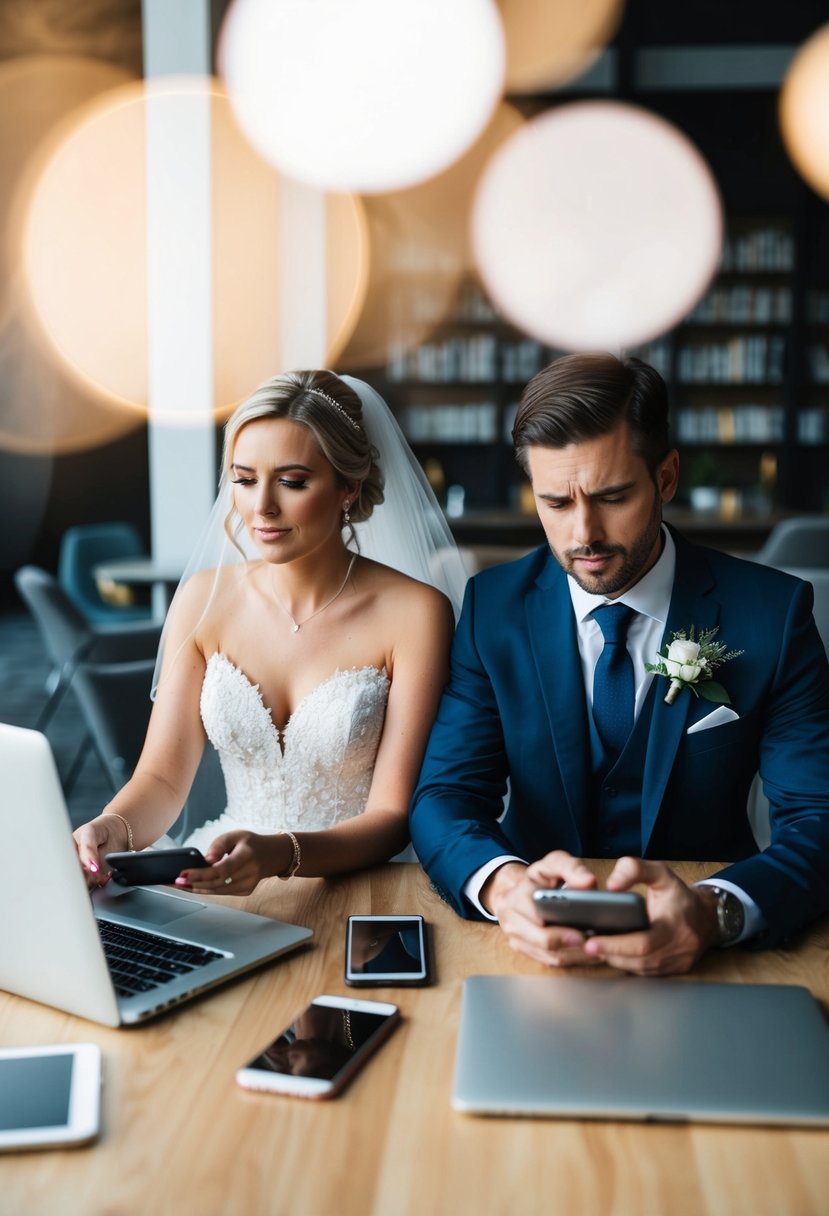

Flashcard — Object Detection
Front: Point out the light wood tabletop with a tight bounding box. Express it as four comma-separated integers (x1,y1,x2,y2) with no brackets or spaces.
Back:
2,861,828,1216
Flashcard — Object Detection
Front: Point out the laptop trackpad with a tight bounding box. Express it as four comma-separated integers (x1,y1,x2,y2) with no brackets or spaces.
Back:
100,887,206,926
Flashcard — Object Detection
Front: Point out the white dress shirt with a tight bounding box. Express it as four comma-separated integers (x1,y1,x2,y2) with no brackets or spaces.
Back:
463,529,763,943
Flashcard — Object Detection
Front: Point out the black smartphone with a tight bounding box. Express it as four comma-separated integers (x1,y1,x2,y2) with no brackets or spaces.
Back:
104,847,209,887
345,914,430,986
532,889,649,936
236,995,400,1099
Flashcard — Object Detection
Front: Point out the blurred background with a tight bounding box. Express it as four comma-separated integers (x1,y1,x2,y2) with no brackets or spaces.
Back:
1,0,828,596
2,0,828,818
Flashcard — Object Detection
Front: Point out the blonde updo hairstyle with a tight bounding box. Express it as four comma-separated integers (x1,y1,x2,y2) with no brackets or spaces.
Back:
221,370,384,553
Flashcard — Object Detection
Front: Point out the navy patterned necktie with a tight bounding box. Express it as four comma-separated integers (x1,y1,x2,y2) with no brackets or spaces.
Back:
592,603,636,761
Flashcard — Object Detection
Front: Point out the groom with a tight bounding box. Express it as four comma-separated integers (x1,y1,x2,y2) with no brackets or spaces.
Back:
410,353,829,974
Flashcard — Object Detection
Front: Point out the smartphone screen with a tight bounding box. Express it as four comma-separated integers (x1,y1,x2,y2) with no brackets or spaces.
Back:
0,1044,101,1151
236,995,400,1098
345,915,429,986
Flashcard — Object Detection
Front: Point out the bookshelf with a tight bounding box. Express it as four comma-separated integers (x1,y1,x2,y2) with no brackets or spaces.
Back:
665,217,799,519
374,274,560,515
801,287,829,443
797,201,829,475
353,213,819,534
345,211,823,545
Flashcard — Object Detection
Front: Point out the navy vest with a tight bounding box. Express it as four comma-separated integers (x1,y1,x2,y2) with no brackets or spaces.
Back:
583,679,659,857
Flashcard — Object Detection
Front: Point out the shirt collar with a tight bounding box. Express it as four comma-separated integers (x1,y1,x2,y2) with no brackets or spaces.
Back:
568,525,676,626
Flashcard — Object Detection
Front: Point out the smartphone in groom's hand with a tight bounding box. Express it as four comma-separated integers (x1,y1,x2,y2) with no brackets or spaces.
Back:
532,889,649,935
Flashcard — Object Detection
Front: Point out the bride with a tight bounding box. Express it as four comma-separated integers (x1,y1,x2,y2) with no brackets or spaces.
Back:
73,370,467,895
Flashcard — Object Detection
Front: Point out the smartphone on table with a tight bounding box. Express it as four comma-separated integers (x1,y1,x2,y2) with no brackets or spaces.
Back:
532,889,649,936
104,847,209,887
0,1044,102,1152
345,914,430,986
236,995,400,1099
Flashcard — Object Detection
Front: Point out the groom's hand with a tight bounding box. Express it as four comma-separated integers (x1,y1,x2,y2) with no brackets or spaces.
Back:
482,850,602,968
582,856,721,976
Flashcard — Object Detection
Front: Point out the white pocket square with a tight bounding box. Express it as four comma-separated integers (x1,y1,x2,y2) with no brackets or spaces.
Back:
687,705,740,734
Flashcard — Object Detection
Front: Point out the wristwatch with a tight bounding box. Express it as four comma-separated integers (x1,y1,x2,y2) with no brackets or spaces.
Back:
705,885,745,947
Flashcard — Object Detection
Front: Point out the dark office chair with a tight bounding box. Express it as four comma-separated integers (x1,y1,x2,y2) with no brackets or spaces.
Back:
754,516,829,568
58,522,152,624
71,658,156,794
13,566,161,790
169,745,227,844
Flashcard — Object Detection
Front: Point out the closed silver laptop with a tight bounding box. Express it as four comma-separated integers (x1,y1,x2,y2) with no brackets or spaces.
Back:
0,723,312,1026
453,974,829,1126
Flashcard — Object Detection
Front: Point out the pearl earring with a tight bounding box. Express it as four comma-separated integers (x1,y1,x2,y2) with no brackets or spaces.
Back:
343,501,351,525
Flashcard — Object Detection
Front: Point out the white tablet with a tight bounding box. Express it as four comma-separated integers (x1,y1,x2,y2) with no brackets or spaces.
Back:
0,1044,102,1151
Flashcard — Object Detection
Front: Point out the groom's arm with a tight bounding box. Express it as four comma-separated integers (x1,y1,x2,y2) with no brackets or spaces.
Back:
410,577,520,918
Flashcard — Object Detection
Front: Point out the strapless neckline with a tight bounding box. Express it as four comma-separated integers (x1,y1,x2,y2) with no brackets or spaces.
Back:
206,653,387,754
190,653,391,843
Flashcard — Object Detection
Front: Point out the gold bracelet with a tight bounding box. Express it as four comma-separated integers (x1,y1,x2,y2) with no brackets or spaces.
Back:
102,812,134,852
278,831,301,880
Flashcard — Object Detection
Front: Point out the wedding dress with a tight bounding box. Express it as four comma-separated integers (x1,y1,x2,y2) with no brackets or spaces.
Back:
183,654,390,851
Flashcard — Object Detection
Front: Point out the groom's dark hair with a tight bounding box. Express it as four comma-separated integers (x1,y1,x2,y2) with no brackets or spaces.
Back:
512,353,671,479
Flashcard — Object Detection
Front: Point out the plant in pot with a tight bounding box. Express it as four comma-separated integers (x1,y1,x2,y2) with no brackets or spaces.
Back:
688,452,723,513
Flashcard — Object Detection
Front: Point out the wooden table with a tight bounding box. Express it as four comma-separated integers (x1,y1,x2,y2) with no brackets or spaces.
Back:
2,862,828,1216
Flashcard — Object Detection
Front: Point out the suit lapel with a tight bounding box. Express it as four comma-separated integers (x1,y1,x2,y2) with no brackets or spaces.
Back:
526,556,591,840
641,530,722,853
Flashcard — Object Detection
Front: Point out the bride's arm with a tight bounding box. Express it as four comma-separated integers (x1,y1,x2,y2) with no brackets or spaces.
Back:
182,581,455,892
73,574,212,876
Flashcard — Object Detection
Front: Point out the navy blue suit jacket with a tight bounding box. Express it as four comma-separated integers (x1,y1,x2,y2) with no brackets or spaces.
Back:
410,528,829,945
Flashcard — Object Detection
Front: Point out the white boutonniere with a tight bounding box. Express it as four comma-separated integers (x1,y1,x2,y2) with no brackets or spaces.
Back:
646,626,744,706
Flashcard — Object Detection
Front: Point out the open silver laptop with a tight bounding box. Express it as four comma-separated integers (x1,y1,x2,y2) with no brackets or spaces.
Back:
453,974,829,1126
0,723,313,1026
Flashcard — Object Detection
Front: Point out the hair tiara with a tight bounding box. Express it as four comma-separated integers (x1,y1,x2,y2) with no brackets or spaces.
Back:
308,387,362,432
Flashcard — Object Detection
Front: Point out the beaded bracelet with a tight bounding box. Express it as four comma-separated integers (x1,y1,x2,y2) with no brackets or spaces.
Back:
102,812,134,852
279,831,301,880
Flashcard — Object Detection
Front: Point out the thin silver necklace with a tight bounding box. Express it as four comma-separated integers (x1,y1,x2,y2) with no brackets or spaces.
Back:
270,552,357,633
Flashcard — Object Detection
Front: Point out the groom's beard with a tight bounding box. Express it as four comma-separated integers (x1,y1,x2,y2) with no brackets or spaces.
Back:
553,494,664,597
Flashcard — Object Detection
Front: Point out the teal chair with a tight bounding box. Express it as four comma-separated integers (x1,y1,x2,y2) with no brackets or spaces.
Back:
58,523,152,624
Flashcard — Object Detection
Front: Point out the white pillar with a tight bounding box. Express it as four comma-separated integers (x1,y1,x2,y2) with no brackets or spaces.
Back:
142,0,216,580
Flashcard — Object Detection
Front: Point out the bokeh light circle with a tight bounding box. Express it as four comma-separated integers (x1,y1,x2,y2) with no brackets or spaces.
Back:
218,0,505,194
472,102,723,351
497,0,625,92
0,56,145,456
20,78,368,424
780,23,829,201
345,103,523,369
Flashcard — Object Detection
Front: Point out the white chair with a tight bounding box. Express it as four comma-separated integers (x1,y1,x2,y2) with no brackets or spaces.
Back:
754,516,829,568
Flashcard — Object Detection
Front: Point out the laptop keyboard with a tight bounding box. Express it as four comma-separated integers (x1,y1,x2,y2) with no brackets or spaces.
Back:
98,920,224,998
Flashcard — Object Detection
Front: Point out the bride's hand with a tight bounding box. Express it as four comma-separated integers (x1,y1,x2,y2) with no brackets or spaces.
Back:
73,816,123,888
175,830,291,896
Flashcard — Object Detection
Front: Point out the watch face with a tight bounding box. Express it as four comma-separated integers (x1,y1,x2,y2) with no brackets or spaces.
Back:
716,889,745,944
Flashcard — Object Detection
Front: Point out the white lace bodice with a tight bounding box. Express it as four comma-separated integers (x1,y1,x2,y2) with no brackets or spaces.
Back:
192,654,390,841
